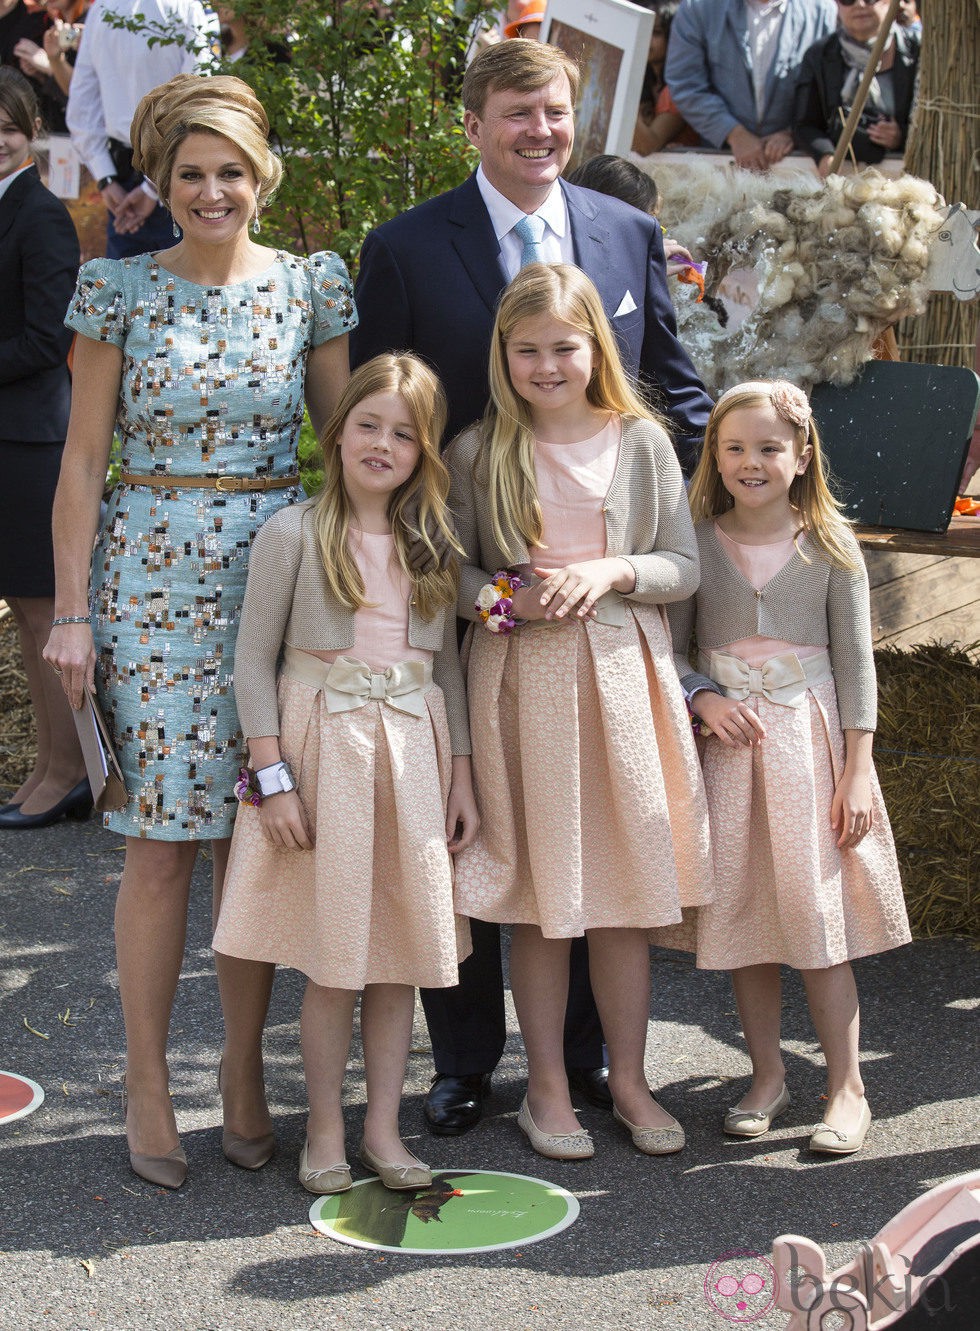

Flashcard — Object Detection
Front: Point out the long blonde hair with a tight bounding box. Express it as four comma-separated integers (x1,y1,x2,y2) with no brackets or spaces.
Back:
482,263,666,559
314,354,460,621
688,381,859,571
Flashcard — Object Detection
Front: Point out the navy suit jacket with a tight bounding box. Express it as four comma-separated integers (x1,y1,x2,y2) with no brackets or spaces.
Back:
0,165,79,442
351,174,711,471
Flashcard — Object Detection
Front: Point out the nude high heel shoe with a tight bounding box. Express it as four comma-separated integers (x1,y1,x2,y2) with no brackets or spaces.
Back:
121,1079,187,1189
218,1057,276,1170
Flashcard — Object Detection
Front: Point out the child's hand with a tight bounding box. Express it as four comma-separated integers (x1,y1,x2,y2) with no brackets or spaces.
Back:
510,582,552,622
693,691,766,746
446,756,479,853
831,772,873,849
258,790,313,850
532,558,636,620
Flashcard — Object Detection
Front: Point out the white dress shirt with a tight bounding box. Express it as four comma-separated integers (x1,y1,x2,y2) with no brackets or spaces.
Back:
66,0,218,183
746,0,788,122
0,160,33,203
475,165,574,282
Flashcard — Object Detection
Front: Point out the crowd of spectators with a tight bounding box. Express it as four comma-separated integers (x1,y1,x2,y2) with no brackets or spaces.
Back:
0,2,928,197
495,0,924,173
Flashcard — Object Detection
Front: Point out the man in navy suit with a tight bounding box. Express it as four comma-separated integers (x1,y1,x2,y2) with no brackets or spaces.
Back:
351,39,712,1135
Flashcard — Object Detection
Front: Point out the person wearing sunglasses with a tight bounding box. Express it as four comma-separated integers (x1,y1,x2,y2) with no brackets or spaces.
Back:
793,0,921,177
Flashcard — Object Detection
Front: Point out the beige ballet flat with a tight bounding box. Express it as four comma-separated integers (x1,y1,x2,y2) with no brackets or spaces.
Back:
809,1099,872,1156
724,1085,791,1138
516,1096,594,1161
298,1139,352,1195
358,1140,432,1190
613,1103,685,1156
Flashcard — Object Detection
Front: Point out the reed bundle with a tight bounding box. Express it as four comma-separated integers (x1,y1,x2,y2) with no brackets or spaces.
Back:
898,0,980,368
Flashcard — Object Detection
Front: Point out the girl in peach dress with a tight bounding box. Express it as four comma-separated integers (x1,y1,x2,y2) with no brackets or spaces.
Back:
669,380,909,1158
214,354,477,1195
447,264,713,1162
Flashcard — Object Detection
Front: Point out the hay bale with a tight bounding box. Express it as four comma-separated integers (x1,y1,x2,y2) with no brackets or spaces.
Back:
874,644,979,939
0,607,34,794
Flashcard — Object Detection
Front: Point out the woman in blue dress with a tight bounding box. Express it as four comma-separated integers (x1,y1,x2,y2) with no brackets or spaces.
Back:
44,73,356,1188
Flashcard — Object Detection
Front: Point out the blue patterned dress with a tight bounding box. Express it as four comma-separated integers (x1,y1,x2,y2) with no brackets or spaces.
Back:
65,250,357,840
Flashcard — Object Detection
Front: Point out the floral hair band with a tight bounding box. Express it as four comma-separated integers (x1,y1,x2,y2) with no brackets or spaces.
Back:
717,379,812,430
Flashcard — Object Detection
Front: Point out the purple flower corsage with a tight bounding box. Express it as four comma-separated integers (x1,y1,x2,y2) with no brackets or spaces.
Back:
476,570,525,635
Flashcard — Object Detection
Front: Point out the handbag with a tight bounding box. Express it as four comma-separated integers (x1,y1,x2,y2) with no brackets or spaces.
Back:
71,685,128,813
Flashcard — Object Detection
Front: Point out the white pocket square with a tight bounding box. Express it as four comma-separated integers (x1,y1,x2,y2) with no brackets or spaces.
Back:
613,291,637,317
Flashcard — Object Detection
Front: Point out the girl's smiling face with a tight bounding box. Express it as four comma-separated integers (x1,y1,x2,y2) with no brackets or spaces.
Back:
715,403,811,509
338,390,421,509
505,313,597,415
0,111,33,181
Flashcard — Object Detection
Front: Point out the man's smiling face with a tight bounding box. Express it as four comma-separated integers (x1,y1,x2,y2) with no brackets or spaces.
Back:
463,73,574,211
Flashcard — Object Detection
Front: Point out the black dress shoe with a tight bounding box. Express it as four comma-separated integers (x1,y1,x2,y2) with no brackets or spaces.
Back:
567,1065,614,1109
0,802,21,816
0,779,93,830
423,1073,492,1136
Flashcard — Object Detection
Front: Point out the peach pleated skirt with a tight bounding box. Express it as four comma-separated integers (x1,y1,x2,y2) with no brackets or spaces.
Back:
213,673,471,989
454,603,714,937
696,677,910,971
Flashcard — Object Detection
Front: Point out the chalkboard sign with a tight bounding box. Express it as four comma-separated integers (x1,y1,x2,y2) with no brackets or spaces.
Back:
811,362,980,533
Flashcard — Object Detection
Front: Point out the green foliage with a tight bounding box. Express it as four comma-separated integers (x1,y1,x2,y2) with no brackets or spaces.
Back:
298,412,323,496
104,2,484,268
222,2,485,269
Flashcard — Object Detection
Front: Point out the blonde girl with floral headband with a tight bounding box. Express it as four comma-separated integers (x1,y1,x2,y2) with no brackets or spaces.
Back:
446,263,713,1163
669,378,909,1157
214,353,477,1197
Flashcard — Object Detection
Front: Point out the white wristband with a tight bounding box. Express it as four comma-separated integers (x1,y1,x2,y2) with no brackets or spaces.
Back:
255,760,296,797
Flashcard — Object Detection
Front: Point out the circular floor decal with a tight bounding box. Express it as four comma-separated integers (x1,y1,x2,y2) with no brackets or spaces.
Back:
309,1169,580,1253
0,1070,44,1125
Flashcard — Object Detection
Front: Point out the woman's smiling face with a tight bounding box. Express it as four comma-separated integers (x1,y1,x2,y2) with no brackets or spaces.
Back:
167,132,258,242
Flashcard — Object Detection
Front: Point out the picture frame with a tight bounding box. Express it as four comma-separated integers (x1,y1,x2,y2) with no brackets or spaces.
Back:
540,0,654,173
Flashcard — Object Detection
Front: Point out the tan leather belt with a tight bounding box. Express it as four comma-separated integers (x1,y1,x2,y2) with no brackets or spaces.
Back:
118,472,300,493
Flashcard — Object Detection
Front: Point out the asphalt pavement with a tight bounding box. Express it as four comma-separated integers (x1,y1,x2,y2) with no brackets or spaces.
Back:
0,815,977,1331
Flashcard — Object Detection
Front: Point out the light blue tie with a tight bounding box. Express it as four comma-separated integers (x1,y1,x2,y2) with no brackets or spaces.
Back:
514,213,546,268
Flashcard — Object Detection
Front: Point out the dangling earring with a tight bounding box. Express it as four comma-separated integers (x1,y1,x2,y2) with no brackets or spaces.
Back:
172,219,180,239
252,211,261,235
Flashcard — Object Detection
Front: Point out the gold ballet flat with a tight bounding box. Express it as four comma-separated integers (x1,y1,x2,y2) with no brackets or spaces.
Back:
613,1103,685,1155
809,1099,872,1156
516,1096,594,1161
298,1139,352,1195
358,1140,432,1190
724,1085,791,1138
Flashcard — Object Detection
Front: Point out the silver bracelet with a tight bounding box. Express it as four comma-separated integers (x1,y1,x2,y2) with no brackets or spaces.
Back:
51,615,91,627
255,760,297,797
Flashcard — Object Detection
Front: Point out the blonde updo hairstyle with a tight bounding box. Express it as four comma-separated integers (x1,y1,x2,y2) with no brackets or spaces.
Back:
130,73,282,220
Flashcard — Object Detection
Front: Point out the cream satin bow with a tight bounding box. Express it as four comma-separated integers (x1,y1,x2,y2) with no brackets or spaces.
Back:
707,651,831,709
321,656,431,718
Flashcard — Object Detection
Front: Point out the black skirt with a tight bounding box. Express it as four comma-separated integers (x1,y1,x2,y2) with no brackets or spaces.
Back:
0,440,64,598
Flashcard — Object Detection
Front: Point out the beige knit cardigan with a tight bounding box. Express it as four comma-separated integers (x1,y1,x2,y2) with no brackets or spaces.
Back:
446,415,700,618
232,498,471,755
666,520,877,732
